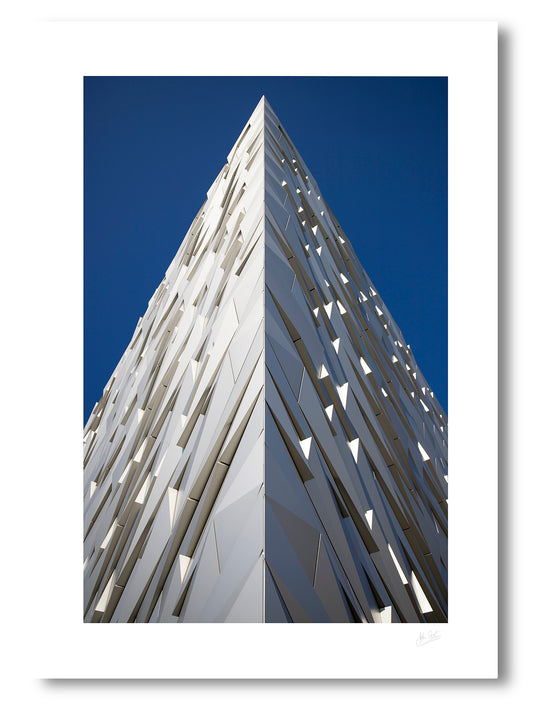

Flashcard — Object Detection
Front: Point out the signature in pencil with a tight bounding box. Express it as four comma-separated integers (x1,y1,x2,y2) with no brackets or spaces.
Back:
416,629,441,647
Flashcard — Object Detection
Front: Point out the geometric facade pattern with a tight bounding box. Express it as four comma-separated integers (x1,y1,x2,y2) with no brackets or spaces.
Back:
83,97,448,623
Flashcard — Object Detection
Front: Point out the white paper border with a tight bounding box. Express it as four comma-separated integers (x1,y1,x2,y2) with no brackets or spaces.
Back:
27,20,497,679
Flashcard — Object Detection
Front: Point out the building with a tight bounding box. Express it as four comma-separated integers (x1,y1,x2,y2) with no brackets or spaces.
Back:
83,97,448,623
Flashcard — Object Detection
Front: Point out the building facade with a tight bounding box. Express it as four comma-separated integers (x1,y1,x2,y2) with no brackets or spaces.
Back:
83,97,448,622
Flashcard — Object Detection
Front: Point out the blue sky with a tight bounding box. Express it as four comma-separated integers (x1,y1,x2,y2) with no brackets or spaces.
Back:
84,76,447,422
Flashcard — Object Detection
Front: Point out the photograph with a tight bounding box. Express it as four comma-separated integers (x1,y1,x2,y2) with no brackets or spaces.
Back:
83,76,448,623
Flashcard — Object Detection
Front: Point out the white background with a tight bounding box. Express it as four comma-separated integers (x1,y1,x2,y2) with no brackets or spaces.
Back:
0,1,526,701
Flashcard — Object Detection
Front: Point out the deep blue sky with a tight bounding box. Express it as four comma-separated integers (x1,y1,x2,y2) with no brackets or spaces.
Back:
84,77,447,423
